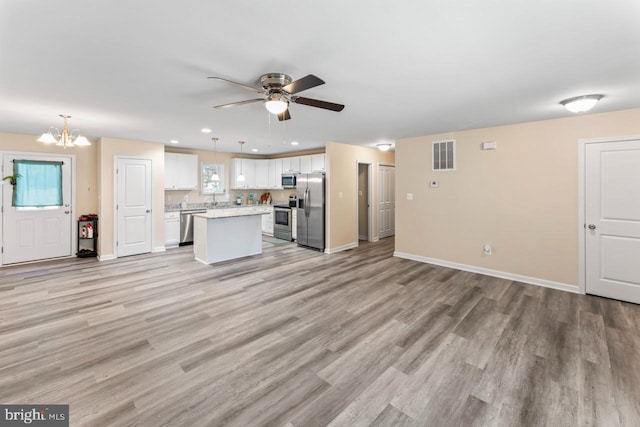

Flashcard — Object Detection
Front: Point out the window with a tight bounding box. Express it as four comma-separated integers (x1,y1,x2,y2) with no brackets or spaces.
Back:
201,163,225,194
432,139,455,171
12,159,63,207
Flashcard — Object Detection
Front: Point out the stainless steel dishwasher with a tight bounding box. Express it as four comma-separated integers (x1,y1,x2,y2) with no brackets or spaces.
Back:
179,209,206,245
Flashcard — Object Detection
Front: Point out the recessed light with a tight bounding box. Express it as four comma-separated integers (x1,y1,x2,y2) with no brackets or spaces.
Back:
251,148,259,152
169,140,179,144
201,128,212,133
291,141,299,146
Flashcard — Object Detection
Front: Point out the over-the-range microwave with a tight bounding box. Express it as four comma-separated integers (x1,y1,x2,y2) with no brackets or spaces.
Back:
282,173,296,188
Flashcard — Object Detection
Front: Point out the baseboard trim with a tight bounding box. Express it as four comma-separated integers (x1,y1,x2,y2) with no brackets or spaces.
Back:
325,242,358,254
358,235,367,241
153,246,166,253
98,254,116,262
393,251,581,294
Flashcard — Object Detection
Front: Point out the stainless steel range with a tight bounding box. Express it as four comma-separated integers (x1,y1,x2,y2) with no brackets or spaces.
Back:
273,205,292,241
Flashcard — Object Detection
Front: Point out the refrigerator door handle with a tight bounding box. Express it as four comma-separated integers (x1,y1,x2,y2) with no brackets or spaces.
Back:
305,188,310,217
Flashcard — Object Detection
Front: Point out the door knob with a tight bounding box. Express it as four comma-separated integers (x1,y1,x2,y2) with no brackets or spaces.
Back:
146,210,151,213
64,210,70,214
588,224,596,230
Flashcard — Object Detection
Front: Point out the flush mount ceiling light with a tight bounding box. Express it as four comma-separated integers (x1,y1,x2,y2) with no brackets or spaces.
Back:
290,141,299,146
560,94,604,113
377,143,392,151
37,114,90,148
251,148,259,152
211,137,220,181
237,141,246,182
264,92,289,115
201,128,212,133
169,140,179,144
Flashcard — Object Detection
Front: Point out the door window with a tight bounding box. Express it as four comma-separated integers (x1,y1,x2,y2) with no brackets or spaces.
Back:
12,159,63,207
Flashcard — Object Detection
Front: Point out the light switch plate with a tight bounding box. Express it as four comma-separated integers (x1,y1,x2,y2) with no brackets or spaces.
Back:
407,193,413,200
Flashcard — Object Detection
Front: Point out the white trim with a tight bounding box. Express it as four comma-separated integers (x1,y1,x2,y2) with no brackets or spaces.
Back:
325,241,358,254
98,253,116,261
356,161,374,245
153,246,166,253
577,134,640,296
394,251,580,294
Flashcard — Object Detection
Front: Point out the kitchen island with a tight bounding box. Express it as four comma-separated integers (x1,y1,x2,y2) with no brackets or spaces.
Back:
193,206,271,264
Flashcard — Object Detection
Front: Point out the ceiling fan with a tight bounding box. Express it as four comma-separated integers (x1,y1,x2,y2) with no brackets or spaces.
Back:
208,73,345,121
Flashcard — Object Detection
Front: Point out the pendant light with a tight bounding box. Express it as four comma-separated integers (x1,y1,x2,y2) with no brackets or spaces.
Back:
237,141,246,182
211,137,220,181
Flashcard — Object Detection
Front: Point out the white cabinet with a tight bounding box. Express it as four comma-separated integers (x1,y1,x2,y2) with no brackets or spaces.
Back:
300,155,313,173
164,212,180,247
261,207,274,236
311,154,325,172
255,160,269,189
230,158,256,189
165,153,198,190
269,159,283,189
282,156,301,173
291,208,297,240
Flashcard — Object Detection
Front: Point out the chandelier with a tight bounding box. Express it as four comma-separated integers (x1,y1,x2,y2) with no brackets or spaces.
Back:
37,114,91,148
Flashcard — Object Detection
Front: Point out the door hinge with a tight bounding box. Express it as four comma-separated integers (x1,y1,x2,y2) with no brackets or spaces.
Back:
116,168,119,174
116,204,118,210
116,241,118,246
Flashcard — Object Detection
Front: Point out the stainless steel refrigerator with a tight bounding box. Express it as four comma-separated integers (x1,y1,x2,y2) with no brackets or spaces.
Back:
296,173,325,251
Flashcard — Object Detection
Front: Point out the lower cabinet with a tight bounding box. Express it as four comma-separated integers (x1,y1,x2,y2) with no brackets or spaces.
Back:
164,212,180,248
291,208,297,241
261,208,274,236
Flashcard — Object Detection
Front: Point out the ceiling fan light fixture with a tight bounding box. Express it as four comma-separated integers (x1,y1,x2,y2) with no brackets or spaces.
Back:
560,94,603,113
377,143,392,151
264,93,289,115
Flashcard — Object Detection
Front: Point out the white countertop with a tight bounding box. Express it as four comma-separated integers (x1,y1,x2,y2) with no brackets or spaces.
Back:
195,206,271,219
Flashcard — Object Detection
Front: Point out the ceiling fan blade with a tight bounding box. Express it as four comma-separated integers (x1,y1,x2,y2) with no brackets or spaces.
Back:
208,77,264,94
292,96,345,112
282,74,325,95
277,110,291,121
213,98,264,109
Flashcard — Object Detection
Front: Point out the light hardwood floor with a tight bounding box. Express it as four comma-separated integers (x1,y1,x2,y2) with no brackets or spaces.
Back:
1,237,639,426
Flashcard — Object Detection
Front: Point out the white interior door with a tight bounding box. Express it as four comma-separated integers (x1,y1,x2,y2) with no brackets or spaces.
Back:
2,153,73,264
378,165,395,239
117,157,152,257
585,139,640,304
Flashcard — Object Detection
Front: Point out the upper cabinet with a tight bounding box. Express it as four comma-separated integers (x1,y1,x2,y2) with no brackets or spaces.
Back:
230,158,257,189
300,155,312,173
229,153,325,190
311,154,325,172
165,153,198,190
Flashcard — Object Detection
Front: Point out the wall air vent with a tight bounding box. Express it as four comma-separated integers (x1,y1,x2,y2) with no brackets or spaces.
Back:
432,139,455,171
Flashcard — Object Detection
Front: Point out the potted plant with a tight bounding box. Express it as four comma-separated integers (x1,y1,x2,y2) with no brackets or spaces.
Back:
2,173,22,185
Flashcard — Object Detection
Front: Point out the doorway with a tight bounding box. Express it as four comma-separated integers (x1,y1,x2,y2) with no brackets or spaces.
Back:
581,137,640,304
115,157,153,257
378,164,395,239
357,163,372,241
2,152,75,265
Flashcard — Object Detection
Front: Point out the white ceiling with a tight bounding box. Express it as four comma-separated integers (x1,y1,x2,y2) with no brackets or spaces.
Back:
1,1,639,155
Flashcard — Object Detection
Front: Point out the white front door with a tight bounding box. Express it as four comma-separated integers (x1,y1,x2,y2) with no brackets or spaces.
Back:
116,157,152,257
2,153,73,264
585,139,640,304
378,165,395,239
